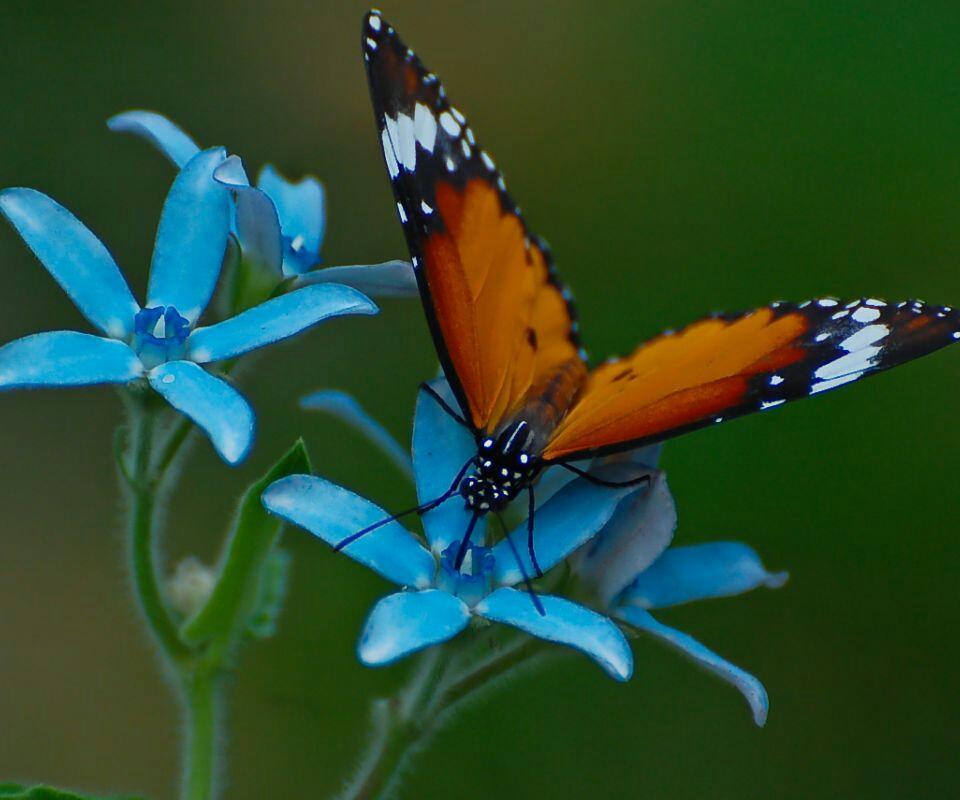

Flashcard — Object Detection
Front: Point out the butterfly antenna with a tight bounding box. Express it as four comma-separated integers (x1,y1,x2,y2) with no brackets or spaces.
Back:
418,382,471,429
559,462,653,489
498,512,546,617
334,455,476,551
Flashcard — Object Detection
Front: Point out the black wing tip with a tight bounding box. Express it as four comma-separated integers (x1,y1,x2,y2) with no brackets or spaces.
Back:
362,9,394,53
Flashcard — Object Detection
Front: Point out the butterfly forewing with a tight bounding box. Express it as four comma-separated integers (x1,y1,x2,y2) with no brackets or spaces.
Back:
541,298,960,461
363,11,583,435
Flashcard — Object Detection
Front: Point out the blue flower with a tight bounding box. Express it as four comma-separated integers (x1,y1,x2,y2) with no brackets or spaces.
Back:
107,110,417,296
569,455,788,726
0,148,378,464
263,379,647,680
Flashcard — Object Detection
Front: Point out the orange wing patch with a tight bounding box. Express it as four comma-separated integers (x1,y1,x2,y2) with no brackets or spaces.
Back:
425,178,582,432
543,308,806,459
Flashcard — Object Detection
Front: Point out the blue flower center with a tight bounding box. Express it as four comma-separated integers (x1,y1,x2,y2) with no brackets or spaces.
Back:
437,543,495,607
282,234,320,275
134,306,191,368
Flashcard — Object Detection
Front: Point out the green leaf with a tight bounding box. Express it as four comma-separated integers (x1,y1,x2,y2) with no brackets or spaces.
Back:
0,785,142,800
180,439,311,650
245,547,292,639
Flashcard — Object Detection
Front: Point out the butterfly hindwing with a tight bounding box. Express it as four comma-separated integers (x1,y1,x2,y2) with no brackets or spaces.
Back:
363,11,583,434
541,298,960,461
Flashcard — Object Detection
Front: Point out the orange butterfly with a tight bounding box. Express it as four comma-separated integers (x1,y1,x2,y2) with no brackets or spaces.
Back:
361,10,960,571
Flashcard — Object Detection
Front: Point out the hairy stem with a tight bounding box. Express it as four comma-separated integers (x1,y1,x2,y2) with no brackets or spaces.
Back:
127,402,189,661
339,636,546,800
180,667,221,800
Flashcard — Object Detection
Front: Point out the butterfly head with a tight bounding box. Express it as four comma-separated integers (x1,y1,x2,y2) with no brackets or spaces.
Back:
459,423,538,514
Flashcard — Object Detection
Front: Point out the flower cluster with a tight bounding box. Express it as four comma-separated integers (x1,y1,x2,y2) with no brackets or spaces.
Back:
0,145,377,463
108,110,417,300
267,378,786,724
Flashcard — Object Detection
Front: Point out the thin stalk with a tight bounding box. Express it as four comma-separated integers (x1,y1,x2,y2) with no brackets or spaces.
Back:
180,667,220,800
127,402,189,660
339,636,547,800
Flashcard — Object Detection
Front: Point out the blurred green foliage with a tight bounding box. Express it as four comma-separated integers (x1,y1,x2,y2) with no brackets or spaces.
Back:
1,2,958,799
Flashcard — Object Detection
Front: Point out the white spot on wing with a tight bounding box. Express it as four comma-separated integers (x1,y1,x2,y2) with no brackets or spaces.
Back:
397,202,407,223
851,306,881,323
481,150,495,171
761,399,785,410
398,113,417,171
380,128,399,178
365,37,378,50
810,372,863,394
420,200,433,215
461,139,472,158
414,103,437,153
769,375,784,386
439,111,460,137
839,323,888,352
368,14,381,31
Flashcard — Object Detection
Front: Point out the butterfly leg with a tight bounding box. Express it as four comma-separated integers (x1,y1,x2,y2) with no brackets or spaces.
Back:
559,462,653,489
497,511,546,616
527,486,543,578
453,512,482,571
334,455,474,551
418,382,471,429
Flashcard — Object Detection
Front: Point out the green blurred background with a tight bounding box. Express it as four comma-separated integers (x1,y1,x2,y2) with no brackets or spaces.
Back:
2,1,959,798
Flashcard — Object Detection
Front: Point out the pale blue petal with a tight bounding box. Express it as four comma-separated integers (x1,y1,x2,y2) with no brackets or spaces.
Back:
357,590,470,666
0,189,139,337
296,261,418,298
107,110,201,168
621,542,789,610
186,284,377,363
0,332,141,389
476,588,633,681
262,474,434,588
412,377,484,552
257,164,325,255
570,470,677,605
148,361,253,465
147,148,231,322
617,606,769,726
300,390,413,481
214,155,283,276
492,462,649,586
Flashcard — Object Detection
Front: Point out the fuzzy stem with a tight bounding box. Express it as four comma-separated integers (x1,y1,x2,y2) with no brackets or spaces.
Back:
180,667,221,800
339,636,547,800
127,401,189,661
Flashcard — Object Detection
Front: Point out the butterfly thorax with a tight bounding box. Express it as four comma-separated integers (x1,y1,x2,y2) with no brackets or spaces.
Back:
459,421,540,514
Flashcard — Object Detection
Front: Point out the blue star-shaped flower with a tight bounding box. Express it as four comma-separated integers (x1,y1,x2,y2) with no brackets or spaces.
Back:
263,380,646,680
568,455,788,726
107,110,417,296
0,147,378,464
293,382,788,723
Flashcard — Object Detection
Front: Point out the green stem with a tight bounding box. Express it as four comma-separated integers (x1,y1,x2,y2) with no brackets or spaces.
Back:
180,667,220,800
339,637,546,800
128,401,189,661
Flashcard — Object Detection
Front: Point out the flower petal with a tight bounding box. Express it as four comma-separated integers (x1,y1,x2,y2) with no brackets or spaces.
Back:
300,389,413,481
412,378,485,552
257,164,325,256
0,332,141,389
476,587,633,681
0,188,140,338
186,284,377,363
617,606,770,726
214,155,284,276
261,474,434,588
296,260,418,298
147,148,231,322
357,589,470,666
148,361,253,464
621,542,788,610
107,110,201,168
492,462,648,586
570,470,677,605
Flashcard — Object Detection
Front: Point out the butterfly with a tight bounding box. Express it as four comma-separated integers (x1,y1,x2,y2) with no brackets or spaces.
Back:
360,9,960,573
